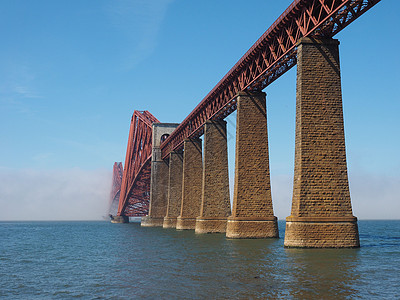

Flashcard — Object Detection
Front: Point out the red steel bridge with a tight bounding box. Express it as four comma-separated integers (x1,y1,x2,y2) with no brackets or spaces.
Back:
116,111,159,218
114,0,380,218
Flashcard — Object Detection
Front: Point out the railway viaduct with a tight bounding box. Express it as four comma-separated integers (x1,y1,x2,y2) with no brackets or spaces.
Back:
109,0,381,247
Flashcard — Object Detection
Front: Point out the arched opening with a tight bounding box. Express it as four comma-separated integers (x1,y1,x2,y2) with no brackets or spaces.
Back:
160,134,169,144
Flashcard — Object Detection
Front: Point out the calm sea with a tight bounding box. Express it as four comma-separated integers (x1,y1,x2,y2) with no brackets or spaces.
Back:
0,220,399,299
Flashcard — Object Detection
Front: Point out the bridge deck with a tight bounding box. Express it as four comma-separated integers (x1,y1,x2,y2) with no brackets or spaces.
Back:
160,0,380,159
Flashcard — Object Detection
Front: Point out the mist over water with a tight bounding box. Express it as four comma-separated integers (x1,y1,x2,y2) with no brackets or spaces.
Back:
1,220,399,299
0,163,398,221
0,168,111,221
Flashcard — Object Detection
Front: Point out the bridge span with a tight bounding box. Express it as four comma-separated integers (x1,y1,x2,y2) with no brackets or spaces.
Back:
110,0,381,247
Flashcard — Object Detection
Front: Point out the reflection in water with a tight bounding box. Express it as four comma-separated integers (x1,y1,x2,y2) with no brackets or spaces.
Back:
1,221,398,299
284,248,360,299
224,238,284,299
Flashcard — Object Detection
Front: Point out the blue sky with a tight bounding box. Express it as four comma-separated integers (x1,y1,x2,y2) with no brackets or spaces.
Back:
0,0,399,220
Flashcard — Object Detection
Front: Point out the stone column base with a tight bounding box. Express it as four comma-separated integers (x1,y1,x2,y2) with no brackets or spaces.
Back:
163,217,177,228
110,216,129,223
176,217,196,230
226,217,279,239
284,216,360,248
195,217,227,234
141,216,164,227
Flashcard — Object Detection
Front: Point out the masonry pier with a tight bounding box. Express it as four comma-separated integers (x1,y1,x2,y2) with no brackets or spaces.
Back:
110,215,129,223
284,37,360,248
195,120,231,234
226,91,279,239
163,151,183,228
176,138,203,230
141,123,179,227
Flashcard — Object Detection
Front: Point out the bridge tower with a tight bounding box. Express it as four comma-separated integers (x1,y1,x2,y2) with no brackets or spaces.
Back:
142,123,180,227
113,111,159,223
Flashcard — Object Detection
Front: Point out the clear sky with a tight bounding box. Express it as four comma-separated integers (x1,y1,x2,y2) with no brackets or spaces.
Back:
0,0,398,220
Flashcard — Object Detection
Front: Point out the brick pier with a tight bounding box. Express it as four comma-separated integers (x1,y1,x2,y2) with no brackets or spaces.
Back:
284,37,360,248
195,120,231,234
163,151,183,228
141,123,179,227
226,91,279,239
176,138,203,230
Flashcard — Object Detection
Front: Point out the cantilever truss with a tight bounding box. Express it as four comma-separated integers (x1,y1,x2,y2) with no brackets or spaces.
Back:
160,0,381,159
108,162,123,216
117,111,159,217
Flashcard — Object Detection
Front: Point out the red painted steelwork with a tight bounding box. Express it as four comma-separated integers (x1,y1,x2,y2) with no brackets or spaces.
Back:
108,162,123,215
117,111,159,217
160,0,381,159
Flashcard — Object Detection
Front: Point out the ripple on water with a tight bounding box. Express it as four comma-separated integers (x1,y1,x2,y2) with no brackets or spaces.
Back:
0,220,399,299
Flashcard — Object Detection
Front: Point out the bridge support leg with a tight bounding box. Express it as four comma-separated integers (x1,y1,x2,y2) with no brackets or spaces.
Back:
141,159,169,227
176,138,203,230
163,151,183,228
284,37,359,248
226,91,278,239
142,123,179,227
110,215,129,223
195,120,231,234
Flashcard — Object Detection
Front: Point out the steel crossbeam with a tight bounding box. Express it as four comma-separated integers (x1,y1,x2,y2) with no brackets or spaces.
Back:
117,111,159,217
160,0,380,159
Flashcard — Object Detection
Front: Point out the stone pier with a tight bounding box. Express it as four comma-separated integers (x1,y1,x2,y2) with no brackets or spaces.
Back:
141,123,179,227
110,215,129,223
176,138,203,230
195,120,231,234
163,151,183,228
226,91,279,239
284,37,359,248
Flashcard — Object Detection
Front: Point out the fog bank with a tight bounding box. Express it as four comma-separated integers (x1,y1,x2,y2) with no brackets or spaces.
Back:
0,168,111,221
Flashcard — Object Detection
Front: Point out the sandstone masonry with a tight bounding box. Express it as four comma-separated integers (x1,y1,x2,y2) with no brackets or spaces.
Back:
226,91,278,238
284,37,360,248
163,151,183,228
141,123,179,227
176,138,203,230
195,120,231,234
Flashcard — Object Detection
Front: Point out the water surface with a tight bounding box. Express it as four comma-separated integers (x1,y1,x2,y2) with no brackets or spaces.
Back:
0,220,399,299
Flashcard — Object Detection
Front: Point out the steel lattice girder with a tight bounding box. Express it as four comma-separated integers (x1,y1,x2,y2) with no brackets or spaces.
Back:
160,0,381,159
117,111,159,217
123,158,152,217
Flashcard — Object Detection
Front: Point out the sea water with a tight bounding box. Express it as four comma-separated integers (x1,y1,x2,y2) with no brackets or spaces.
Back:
0,220,399,299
